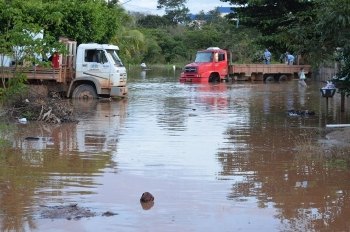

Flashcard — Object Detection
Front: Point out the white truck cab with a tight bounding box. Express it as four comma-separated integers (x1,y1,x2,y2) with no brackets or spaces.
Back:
70,42,127,98
1,37,128,99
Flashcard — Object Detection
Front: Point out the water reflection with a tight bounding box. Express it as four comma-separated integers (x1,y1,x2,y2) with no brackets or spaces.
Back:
14,99,127,154
0,100,127,231
298,83,307,107
140,70,146,79
215,81,350,231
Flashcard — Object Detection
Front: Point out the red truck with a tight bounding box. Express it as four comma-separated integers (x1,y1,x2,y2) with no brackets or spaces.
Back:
179,47,312,83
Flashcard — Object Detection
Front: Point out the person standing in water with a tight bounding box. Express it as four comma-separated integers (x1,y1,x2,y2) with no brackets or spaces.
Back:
299,67,307,87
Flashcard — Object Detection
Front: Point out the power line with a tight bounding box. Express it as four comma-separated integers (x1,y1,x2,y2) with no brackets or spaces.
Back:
120,0,132,5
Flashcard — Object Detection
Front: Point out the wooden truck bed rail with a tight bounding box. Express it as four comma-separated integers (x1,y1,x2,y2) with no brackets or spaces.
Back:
230,64,312,81
1,65,74,83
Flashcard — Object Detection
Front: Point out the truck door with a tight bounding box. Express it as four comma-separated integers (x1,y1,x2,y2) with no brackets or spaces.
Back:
82,49,111,84
215,52,228,77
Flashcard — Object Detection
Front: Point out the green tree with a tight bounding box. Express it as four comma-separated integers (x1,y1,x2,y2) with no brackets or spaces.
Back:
315,0,350,95
137,15,172,28
40,0,127,44
142,38,163,64
136,27,188,64
157,0,190,24
179,6,259,63
111,28,147,64
0,0,48,104
222,0,316,57
183,28,222,50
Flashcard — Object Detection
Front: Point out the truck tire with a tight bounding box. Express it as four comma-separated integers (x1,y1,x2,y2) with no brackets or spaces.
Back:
72,84,98,99
209,74,220,83
264,75,274,82
279,75,287,81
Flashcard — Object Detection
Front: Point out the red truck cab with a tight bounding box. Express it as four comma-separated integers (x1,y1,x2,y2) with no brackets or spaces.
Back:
180,47,228,83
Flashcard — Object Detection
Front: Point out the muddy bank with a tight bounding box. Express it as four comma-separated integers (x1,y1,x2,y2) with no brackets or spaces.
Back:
10,97,75,124
0,85,75,124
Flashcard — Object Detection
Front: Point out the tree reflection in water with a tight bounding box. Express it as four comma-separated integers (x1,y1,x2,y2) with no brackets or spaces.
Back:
0,100,127,231
218,125,350,231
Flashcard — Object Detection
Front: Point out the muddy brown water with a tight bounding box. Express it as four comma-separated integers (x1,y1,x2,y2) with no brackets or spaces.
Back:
1,69,350,232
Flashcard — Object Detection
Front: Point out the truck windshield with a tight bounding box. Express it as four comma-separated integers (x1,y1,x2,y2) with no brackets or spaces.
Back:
106,49,124,67
195,52,212,62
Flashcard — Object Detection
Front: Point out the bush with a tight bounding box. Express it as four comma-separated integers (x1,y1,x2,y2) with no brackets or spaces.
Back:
0,73,28,106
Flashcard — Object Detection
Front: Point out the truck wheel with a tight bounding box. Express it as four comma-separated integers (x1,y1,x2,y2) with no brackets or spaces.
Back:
279,75,287,81
209,74,220,83
264,75,274,82
72,84,98,99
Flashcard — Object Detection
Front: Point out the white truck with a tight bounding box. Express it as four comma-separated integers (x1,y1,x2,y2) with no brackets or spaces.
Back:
1,37,127,99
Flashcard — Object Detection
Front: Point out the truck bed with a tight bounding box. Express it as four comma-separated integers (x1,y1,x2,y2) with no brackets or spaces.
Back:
230,64,312,81
1,66,74,83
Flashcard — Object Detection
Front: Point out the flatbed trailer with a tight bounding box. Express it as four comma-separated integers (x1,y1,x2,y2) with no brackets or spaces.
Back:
230,64,312,81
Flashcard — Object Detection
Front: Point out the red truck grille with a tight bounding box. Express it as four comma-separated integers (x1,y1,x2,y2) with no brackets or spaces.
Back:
184,67,197,73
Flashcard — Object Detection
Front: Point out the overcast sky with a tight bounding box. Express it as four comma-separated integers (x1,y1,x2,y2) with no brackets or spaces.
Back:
121,0,232,15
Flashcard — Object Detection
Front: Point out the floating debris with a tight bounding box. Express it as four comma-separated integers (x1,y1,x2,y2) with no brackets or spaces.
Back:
140,192,154,203
288,110,315,117
18,118,27,124
40,204,96,220
102,211,118,217
25,137,40,140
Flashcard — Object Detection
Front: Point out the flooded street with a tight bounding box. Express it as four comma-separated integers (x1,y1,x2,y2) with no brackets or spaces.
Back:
1,68,350,232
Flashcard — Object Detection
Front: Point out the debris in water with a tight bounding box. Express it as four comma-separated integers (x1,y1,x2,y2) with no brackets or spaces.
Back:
140,192,154,203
